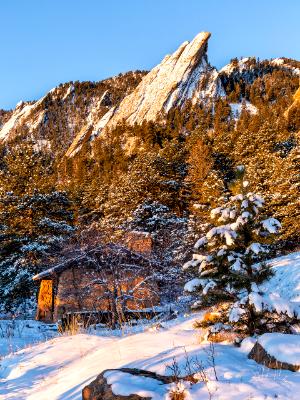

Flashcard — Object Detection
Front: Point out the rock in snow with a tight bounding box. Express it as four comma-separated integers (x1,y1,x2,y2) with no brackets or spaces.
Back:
249,333,300,371
82,368,173,400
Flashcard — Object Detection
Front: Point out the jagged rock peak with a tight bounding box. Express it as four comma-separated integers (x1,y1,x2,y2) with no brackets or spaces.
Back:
103,31,217,124
66,31,224,157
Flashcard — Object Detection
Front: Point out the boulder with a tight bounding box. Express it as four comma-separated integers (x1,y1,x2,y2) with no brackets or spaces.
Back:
82,368,173,400
249,341,300,372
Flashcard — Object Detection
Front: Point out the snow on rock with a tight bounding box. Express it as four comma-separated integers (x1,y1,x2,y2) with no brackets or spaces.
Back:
104,370,169,400
258,333,300,366
249,333,300,372
239,337,256,354
0,102,37,141
105,32,221,125
66,105,116,157
229,101,258,119
0,83,71,143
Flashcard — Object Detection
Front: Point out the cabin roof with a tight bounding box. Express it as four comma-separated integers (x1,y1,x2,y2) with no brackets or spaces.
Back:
33,242,158,281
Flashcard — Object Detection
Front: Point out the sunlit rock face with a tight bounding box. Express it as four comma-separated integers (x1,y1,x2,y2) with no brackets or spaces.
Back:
66,31,225,157
104,31,221,125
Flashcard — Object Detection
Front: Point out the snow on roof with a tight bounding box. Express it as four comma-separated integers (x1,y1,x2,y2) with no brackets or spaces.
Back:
33,242,157,281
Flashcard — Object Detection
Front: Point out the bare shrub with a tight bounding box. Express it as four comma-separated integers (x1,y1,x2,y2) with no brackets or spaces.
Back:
166,345,217,399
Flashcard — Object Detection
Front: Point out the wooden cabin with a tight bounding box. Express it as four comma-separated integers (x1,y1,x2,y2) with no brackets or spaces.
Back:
33,239,160,323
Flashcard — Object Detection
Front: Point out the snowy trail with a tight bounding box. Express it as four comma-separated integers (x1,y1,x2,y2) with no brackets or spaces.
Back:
0,316,199,399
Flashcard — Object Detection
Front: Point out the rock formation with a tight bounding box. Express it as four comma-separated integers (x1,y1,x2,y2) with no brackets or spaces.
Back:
0,72,145,154
285,78,300,130
1,31,299,160
66,31,225,157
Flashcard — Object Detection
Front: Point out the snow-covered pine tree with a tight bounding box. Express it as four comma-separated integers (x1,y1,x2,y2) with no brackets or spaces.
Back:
0,191,75,313
125,200,188,303
183,181,285,335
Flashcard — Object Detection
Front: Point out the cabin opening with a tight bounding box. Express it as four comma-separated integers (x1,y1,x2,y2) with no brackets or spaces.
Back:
36,279,54,322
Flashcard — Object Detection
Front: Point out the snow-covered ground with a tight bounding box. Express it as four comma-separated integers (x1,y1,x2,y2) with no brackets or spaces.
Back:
262,252,300,303
0,320,58,358
1,252,300,400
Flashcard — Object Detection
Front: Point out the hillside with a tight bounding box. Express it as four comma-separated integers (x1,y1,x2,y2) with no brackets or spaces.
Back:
0,71,146,157
1,252,300,400
0,31,299,314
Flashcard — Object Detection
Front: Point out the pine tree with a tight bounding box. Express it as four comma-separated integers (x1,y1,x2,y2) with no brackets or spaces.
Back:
0,191,75,313
0,141,55,196
183,181,285,335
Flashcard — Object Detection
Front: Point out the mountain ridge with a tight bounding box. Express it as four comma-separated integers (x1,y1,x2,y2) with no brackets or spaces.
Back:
0,32,299,160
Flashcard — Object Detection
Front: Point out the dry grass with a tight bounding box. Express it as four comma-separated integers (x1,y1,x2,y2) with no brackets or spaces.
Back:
58,315,80,335
168,382,188,400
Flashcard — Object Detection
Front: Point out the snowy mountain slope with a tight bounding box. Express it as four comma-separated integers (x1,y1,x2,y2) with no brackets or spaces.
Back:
270,58,300,76
66,31,226,157
0,33,298,161
1,251,300,399
0,99,45,142
220,57,300,80
219,56,300,100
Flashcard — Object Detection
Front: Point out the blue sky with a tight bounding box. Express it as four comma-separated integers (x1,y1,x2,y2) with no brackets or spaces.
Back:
1,0,300,109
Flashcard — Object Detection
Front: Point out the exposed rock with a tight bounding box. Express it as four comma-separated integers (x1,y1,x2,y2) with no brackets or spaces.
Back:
295,87,300,102
0,72,145,153
249,341,300,372
105,32,220,125
82,368,173,400
285,78,300,129
67,31,225,157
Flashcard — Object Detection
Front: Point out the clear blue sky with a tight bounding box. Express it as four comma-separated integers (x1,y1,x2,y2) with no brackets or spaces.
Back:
1,0,300,109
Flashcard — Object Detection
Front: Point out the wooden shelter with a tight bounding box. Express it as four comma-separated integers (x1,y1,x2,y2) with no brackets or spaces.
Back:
33,241,160,323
